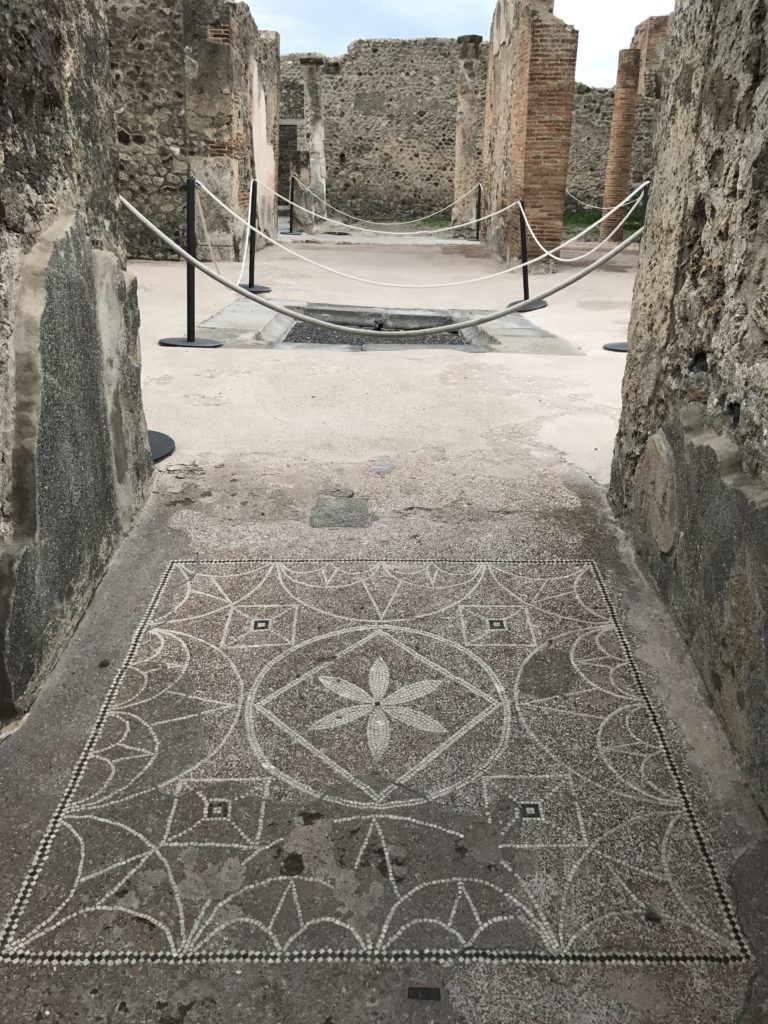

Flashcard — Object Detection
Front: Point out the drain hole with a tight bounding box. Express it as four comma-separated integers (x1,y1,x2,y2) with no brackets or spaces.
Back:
285,322,468,346
690,350,709,373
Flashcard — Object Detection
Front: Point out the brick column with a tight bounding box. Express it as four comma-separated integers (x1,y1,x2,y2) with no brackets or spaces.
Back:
453,35,484,229
299,55,327,224
600,49,641,241
482,0,578,266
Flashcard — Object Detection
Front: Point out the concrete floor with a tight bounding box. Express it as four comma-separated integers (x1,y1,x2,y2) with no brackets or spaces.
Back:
1,238,766,1022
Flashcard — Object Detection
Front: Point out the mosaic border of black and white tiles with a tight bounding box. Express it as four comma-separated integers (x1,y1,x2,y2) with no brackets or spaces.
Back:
0,560,751,967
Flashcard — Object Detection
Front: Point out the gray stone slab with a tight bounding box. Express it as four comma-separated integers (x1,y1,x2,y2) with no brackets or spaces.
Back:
310,492,371,528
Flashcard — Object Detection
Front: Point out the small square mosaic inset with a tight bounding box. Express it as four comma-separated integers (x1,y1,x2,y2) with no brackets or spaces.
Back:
0,560,749,966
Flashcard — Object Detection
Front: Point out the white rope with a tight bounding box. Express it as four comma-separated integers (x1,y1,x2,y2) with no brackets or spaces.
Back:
521,182,648,264
520,193,643,266
196,179,643,291
194,189,221,277
119,193,644,338
291,176,481,227
565,186,644,212
260,177,505,236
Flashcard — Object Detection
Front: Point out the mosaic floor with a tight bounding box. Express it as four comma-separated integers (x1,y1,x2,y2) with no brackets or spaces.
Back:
0,561,748,966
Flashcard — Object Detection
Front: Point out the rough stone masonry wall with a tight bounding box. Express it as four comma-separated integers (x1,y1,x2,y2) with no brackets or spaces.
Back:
107,0,279,261
281,40,488,222
482,0,578,263
0,0,153,714
611,0,768,810
566,86,659,211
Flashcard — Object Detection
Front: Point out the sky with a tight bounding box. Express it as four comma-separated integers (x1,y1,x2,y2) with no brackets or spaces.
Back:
250,1,674,87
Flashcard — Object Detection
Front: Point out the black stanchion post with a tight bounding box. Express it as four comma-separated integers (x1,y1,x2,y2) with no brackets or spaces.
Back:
474,184,482,242
281,176,303,236
517,198,547,312
640,181,651,224
148,430,176,463
159,175,222,348
244,179,271,295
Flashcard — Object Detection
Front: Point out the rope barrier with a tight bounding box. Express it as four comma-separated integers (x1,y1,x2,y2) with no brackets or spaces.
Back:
119,192,644,339
255,178,506,236
520,182,648,264
290,177,482,227
520,193,644,266
195,179,643,291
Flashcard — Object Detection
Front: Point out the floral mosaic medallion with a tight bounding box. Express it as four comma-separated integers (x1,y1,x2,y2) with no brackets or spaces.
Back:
0,561,749,966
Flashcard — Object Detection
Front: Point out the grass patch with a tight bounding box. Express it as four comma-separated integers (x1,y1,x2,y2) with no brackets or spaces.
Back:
563,208,642,241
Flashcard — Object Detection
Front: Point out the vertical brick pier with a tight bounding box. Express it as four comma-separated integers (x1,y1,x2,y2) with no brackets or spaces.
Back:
482,0,578,265
600,48,641,240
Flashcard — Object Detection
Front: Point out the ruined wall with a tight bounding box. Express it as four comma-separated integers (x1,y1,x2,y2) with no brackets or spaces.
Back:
0,0,153,714
107,0,279,260
281,40,488,222
567,86,659,210
482,0,578,262
631,15,672,98
611,0,768,809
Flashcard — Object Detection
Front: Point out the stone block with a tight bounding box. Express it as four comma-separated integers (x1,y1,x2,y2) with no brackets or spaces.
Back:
0,0,152,713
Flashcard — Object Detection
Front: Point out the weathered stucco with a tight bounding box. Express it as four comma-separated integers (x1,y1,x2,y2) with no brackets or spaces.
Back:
0,0,152,714
107,0,279,260
611,0,768,810
453,35,485,228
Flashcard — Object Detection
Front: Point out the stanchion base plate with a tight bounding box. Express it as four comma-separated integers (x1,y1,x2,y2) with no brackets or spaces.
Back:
148,430,176,463
243,284,272,294
516,299,548,312
158,337,223,348
603,342,629,353
280,231,304,236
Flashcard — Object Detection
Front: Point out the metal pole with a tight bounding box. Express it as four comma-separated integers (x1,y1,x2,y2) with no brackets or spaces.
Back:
247,179,257,289
475,184,482,242
520,201,530,303
640,181,651,224
159,175,222,347
289,177,295,235
244,180,271,295
186,175,196,341
517,198,547,312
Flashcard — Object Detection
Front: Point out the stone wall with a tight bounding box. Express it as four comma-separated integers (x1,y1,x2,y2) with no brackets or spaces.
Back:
281,39,488,222
567,86,659,211
482,0,578,262
107,0,279,261
611,0,768,810
0,0,153,714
